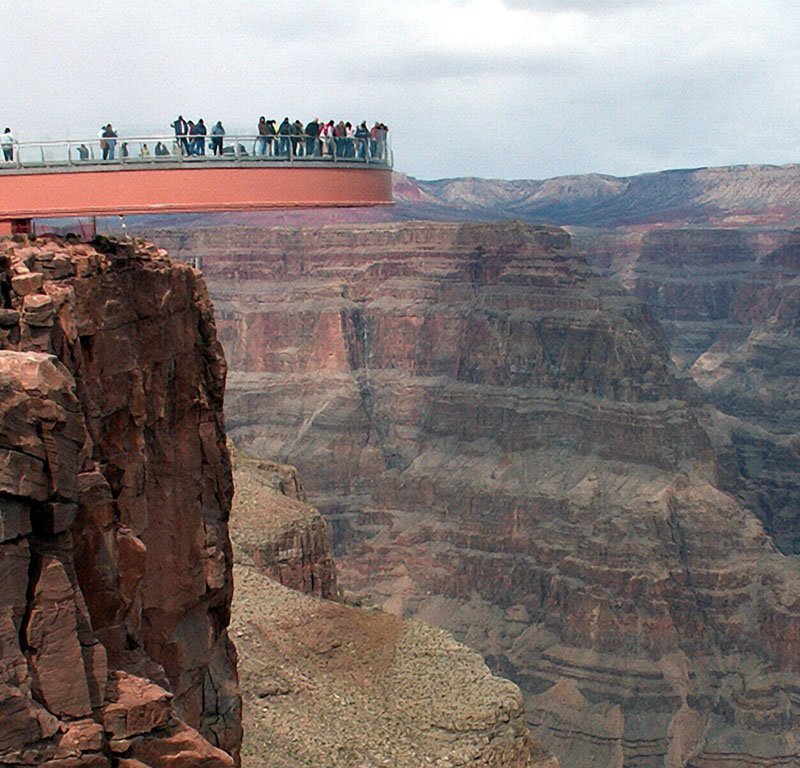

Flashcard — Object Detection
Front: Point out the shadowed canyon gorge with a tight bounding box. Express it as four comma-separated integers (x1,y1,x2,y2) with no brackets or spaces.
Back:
145,210,800,768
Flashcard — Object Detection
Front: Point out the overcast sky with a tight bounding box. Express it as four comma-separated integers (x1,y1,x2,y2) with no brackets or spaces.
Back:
3,0,799,180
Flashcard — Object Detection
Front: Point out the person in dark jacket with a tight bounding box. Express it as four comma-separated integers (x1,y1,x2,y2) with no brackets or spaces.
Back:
304,118,320,157
210,121,225,156
266,119,277,155
171,115,189,155
257,116,268,155
193,118,207,155
278,117,292,157
292,120,304,157
355,121,370,159
102,124,117,160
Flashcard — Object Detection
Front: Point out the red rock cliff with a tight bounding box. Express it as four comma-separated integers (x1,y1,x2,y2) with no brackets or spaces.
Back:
0,237,240,766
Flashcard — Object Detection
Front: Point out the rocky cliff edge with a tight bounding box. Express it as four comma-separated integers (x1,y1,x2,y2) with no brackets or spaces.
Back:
0,237,240,766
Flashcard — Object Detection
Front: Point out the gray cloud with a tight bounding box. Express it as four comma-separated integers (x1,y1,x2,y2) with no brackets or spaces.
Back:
351,50,582,82
501,0,681,10
4,0,799,182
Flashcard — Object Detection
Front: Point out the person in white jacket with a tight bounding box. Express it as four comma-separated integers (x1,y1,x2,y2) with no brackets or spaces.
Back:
1,128,15,161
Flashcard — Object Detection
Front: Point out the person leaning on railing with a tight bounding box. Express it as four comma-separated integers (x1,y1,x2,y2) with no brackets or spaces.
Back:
319,120,334,156
305,118,320,157
292,120,305,157
1,128,15,161
211,121,225,156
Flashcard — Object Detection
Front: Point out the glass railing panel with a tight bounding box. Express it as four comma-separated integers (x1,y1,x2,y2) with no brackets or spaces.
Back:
2,132,393,170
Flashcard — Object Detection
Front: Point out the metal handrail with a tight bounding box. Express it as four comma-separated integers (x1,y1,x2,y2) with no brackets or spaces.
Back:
0,133,393,171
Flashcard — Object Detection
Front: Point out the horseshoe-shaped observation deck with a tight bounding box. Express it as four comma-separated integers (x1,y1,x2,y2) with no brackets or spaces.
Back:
0,133,393,234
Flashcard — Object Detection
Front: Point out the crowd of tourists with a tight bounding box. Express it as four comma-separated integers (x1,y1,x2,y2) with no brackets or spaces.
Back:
171,115,390,160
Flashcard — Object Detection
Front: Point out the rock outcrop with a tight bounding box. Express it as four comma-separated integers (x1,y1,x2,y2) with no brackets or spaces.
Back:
230,454,547,768
232,453,339,600
0,237,239,765
148,221,800,768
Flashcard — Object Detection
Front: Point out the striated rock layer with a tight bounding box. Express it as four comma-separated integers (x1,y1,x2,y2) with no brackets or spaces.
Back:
582,227,800,367
575,227,800,555
691,271,800,556
149,221,800,768
230,454,547,768
0,237,239,765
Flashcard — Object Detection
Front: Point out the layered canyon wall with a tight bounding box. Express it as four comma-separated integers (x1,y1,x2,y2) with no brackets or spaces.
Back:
575,228,798,365
0,237,239,766
149,221,800,767
574,227,800,555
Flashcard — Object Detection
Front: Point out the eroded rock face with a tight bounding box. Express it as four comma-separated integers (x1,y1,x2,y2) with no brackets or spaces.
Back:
613,228,798,366
692,275,800,555
232,453,339,599
155,221,800,767
0,237,239,765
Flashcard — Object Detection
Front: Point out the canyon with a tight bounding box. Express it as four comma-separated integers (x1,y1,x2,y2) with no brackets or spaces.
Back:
0,234,545,768
573,226,800,557
6,159,799,767
145,219,800,767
